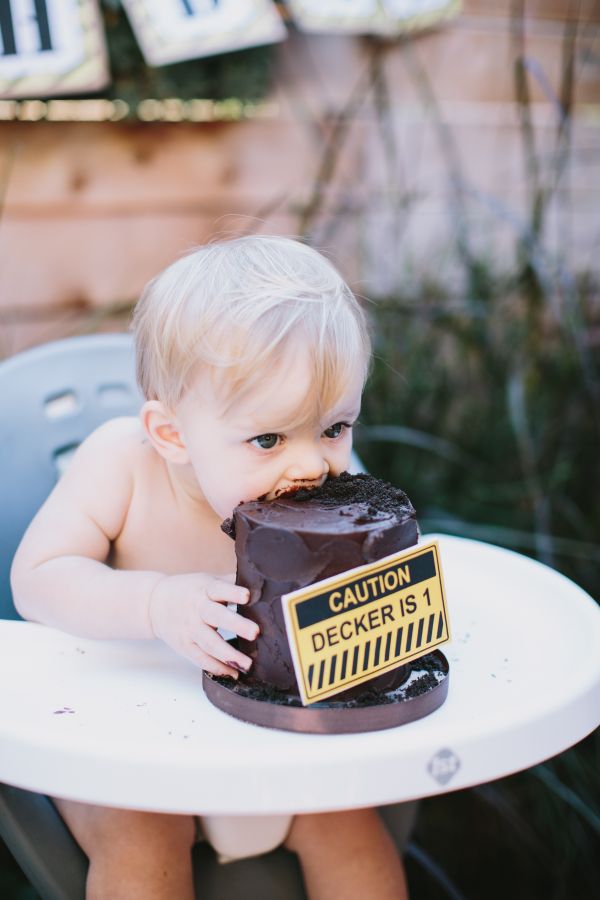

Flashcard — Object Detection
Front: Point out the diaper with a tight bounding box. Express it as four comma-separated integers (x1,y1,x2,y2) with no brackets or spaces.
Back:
196,814,292,864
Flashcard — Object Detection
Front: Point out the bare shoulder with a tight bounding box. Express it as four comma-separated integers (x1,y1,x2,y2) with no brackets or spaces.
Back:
12,416,154,569
79,416,145,454
67,413,149,490
40,416,149,543
68,415,151,474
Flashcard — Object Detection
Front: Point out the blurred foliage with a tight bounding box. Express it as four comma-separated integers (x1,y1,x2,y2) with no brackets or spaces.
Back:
357,260,599,597
0,835,38,899
99,0,274,105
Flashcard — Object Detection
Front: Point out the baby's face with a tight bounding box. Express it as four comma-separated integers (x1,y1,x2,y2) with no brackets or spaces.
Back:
175,344,363,520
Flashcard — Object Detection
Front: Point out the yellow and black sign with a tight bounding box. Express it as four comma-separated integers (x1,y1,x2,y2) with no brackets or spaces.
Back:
281,540,450,705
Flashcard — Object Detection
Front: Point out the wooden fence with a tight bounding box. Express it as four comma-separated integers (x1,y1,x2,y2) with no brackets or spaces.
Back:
0,0,598,354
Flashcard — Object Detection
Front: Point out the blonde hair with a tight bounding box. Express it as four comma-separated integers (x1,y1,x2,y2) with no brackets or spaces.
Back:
132,235,371,421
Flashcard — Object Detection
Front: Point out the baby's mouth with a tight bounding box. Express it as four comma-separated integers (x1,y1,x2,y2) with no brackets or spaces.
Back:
269,481,324,500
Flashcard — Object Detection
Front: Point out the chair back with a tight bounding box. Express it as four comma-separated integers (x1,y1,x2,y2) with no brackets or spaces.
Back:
0,334,142,619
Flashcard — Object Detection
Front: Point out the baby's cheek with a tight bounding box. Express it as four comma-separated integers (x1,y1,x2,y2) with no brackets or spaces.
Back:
329,446,352,477
219,482,261,517
198,473,241,520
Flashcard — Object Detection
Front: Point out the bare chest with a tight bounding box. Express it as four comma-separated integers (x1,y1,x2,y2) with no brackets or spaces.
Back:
111,459,236,577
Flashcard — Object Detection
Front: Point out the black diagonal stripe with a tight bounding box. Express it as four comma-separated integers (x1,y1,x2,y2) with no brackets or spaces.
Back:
384,630,392,662
436,611,444,639
405,622,414,652
373,635,382,667
329,654,337,685
340,649,348,680
415,617,425,649
362,641,371,670
0,5,17,55
351,645,360,676
317,659,326,690
33,0,53,51
307,664,314,689
426,612,435,644
394,626,403,657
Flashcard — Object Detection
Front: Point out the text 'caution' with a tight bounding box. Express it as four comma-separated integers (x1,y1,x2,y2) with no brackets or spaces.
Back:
282,540,450,705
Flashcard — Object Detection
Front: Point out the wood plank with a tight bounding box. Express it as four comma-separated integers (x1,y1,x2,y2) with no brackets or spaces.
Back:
462,1,600,23
0,19,597,350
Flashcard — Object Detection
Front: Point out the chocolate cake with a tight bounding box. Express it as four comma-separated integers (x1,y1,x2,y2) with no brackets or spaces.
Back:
221,472,419,697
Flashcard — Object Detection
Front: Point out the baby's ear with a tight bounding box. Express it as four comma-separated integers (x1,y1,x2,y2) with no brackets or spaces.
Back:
140,400,190,465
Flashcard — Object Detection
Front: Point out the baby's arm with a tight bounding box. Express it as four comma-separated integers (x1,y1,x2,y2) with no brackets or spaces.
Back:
10,419,256,676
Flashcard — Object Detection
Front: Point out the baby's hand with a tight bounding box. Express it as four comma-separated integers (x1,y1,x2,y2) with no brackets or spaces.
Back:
148,573,258,677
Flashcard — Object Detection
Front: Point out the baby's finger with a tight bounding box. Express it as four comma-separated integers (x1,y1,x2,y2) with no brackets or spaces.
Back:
219,572,237,584
203,603,259,642
185,643,239,678
206,580,250,605
196,624,253,672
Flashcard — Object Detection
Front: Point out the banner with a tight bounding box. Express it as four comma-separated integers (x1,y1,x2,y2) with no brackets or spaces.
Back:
0,0,109,99
121,0,286,67
0,1,460,103
286,0,460,35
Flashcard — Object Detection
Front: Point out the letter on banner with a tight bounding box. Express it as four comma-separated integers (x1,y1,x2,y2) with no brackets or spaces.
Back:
286,1,460,35
121,0,287,67
0,0,109,99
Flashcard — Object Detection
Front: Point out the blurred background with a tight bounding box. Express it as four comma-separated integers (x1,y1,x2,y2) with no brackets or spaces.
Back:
1,1,598,897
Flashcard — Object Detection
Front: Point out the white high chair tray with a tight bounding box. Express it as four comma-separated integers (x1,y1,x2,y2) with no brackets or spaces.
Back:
0,535,598,815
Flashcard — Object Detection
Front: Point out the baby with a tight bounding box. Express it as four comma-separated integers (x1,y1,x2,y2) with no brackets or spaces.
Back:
11,236,409,900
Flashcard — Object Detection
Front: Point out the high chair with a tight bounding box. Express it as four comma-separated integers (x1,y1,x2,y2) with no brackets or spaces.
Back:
0,333,416,900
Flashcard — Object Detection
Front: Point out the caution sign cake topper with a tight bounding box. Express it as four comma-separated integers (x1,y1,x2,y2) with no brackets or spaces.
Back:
282,540,450,705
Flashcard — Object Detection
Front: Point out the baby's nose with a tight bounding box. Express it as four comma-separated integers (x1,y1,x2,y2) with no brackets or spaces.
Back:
285,445,329,483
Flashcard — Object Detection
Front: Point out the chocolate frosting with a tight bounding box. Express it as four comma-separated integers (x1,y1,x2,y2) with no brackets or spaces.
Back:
222,473,419,694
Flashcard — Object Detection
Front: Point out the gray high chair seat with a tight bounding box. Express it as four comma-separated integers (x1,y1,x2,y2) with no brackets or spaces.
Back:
0,333,416,899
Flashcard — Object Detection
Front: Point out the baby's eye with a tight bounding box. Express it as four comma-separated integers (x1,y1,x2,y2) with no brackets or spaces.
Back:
249,433,280,450
323,422,350,440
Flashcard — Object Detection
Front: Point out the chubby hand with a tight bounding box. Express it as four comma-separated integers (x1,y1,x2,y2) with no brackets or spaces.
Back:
148,573,258,677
